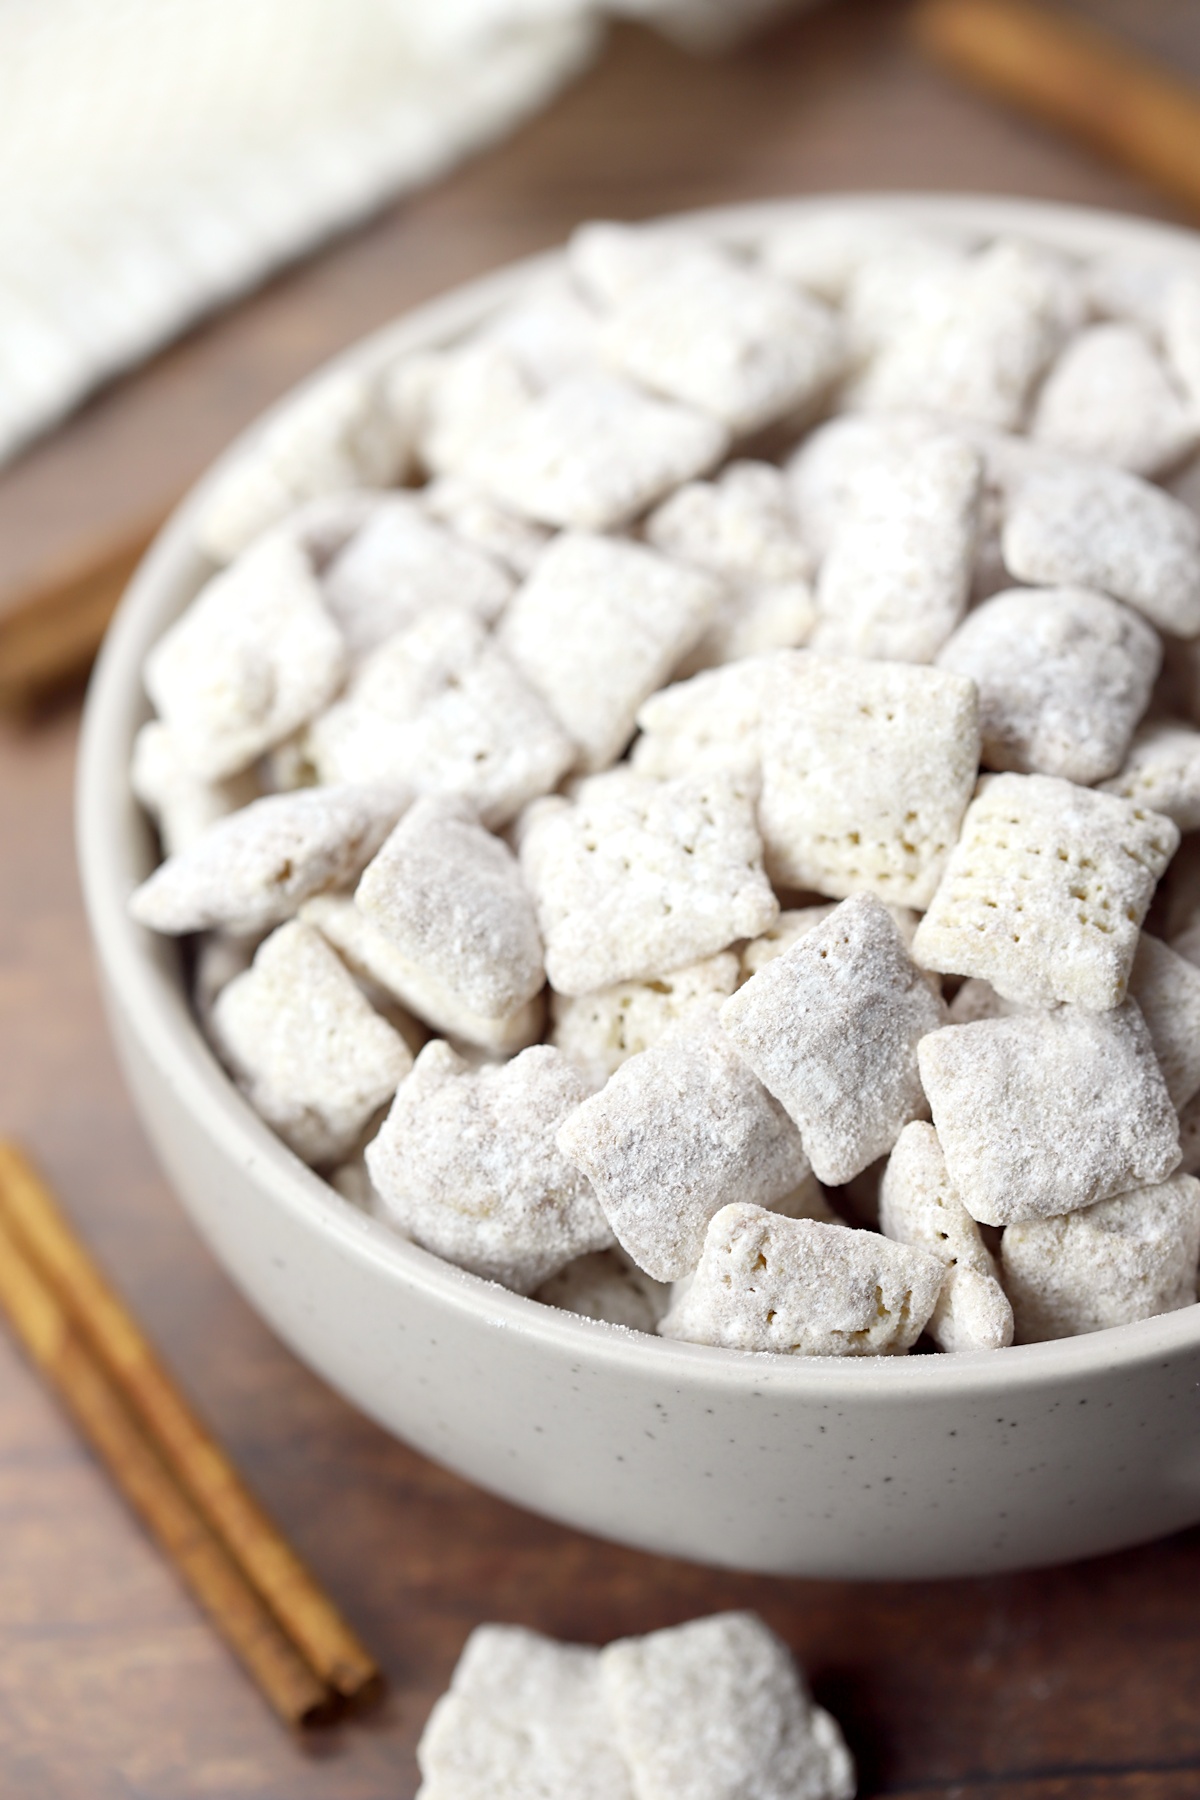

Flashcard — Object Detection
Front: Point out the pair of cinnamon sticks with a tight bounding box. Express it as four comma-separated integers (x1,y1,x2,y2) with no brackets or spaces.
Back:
0,1139,381,1727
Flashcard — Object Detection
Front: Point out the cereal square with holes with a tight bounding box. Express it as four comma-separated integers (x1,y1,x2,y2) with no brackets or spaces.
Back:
757,653,979,906
911,772,1179,1010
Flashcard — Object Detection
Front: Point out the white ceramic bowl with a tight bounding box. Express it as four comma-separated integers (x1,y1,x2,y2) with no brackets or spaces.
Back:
79,194,1200,1580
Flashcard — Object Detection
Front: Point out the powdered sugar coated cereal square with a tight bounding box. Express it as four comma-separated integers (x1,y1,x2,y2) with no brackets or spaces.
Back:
534,1247,671,1335
632,654,782,781
394,341,533,481
1100,720,1200,831
646,461,812,585
421,474,551,578
131,721,259,857
550,951,740,1087
1030,321,1198,477
1128,932,1200,1110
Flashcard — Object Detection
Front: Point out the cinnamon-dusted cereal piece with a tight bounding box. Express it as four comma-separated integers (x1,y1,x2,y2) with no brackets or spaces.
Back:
498,533,720,773
1002,1174,1200,1342
421,474,551,578
598,247,843,433
757,652,979,905
367,1042,612,1293
320,494,513,655
721,895,945,1185
936,586,1161,785
1100,720,1200,830
658,1204,945,1356
550,952,740,1088
519,767,777,996
600,1612,855,1800
1002,463,1200,636
879,1122,1014,1352
393,341,533,480
211,920,412,1166
917,1004,1180,1227
144,532,348,781
129,784,405,937
632,654,781,780
463,371,728,533
417,1623,634,1800
557,1010,810,1282
131,721,259,857
1128,933,1200,1111
1030,322,1198,477
811,433,981,663
307,606,574,828
535,1247,672,1334
911,773,1179,1010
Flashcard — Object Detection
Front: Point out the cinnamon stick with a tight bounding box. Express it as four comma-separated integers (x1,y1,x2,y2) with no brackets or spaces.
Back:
0,1141,382,1708
0,1199,335,1727
912,0,1200,215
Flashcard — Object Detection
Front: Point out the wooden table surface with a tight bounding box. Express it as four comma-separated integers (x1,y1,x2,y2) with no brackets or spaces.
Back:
4,3,1200,1794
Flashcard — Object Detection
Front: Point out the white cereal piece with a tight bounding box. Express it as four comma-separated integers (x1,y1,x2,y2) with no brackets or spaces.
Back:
721,894,945,1186
568,220,710,308
366,1042,612,1293
320,494,513,656
911,773,1179,1011
679,580,818,677
770,1172,842,1225
1179,1089,1200,1175
811,433,981,664
841,232,978,360
1030,322,1198,477
936,586,1161,785
519,767,778,996
784,412,947,560
417,1623,634,1800
762,210,973,305
195,363,411,562
1161,272,1200,407
192,930,262,1032
600,1611,855,1800
853,238,1082,428
1100,720,1200,830
421,474,551,578
394,341,534,480
549,951,740,1087
631,654,780,781
598,247,843,434
646,461,812,585
1002,463,1200,637
300,894,542,1056
739,906,836,979
757,652,980,906
945,977,1020,1026
556,1011,810,1282
144,532,348,781
354,795,543,1020
658,1204,944,1357
131,721,259,857
1081,251,1182,335
917,1004,1180,1227
879,1122,1014,1352
306,606,574,829
461,371,728,533
480,275,602,387
1002,1174,1200,1342
498,532,720,773
1128,932,1200,1111
535,1247,672,1334
129,784,405,937
211,920,411,1166
280,488,386,572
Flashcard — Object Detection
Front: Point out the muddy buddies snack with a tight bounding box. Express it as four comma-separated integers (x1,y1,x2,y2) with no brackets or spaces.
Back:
131,205,1200,1357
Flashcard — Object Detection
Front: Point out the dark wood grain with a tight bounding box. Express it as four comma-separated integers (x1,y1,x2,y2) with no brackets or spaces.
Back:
3,2,1200,1794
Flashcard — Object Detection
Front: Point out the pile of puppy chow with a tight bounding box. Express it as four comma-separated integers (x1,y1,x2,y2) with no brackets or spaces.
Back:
130,208,1200,1356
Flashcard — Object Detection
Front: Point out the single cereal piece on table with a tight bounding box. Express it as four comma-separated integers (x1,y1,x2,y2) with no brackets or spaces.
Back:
210,920,412,1166
421,474,551,578
498,532,720,772
1030,322,1198,477
812,433,981,664
462,370,728,532
658,1203,945,1357
557,1009,810,1283
631,654,781,780
549,951,740,1088
129,784,406,937
879,1122,1014,1352
1127,932,1200,1111
144,532,348,781
1101,720,1200,830
757,652,979,906
911,773,1178,1010
417,1622,634,1800
600,1611,855,1800
918,1004,1180,1227
319,493,513,655
366,1042,611,1293
131,721,260,857
535,1247,672,1334
306,606,575,828
721,894,945,1185
1002,1174,1200,1342
936,586,1161,785
519,767,777,996
1002,463,1200,637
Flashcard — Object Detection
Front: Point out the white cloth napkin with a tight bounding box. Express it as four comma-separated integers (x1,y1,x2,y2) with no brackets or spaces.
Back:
0,0,798,467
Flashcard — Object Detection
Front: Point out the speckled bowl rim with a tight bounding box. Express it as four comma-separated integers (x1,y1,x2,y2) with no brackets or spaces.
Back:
78,190,1200,1402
